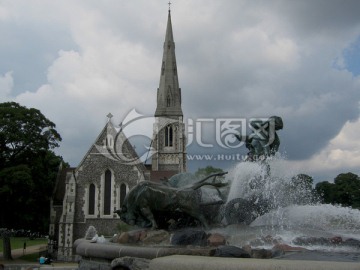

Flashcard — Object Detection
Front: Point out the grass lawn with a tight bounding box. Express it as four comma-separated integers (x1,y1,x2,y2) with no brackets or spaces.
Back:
18,252,40,262
0,237,47,252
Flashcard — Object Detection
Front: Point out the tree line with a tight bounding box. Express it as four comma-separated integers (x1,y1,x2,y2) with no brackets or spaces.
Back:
315,172,360,209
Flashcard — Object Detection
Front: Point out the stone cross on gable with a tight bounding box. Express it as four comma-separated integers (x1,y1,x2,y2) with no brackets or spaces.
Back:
107,113,113,122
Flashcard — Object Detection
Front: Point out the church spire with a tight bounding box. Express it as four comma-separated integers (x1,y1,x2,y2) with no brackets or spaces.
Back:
155,7,182,117
151,7,186,175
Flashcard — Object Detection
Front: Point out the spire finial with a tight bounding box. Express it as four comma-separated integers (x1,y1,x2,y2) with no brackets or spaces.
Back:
106,113,113,122
168,1,171,12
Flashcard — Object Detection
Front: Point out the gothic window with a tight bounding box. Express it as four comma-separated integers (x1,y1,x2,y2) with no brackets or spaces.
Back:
104,170,112,215
165,125,173,147
161,61,165,75
88,184,95,215
120,183,127,207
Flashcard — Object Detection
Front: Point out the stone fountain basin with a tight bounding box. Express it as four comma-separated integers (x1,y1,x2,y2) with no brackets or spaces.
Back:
74,239,360,270
74,238,213,260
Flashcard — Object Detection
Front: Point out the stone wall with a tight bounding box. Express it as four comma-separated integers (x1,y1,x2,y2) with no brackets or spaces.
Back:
56,122,146,260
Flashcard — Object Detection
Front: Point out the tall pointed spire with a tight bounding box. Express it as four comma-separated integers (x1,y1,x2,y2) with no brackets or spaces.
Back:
155,8,182,117
151,7,186,176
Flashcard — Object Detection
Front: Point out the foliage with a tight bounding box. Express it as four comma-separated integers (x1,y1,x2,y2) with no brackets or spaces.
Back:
0,102,61,163
316,172,360,209
0,102,64,232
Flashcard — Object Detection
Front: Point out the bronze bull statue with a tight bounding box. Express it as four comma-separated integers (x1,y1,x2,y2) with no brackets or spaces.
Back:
115,172,227,229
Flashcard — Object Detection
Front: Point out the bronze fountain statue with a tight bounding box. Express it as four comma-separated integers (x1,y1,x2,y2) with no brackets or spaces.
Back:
236,116,283,161
116,116,283,229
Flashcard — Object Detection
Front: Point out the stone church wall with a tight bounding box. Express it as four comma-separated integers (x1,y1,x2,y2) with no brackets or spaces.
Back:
72,146,144,242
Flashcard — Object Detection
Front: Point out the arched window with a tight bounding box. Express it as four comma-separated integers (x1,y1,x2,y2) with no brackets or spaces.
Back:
165,125,173,147
104,170,112,215
120,183,127,207
88,184,95,215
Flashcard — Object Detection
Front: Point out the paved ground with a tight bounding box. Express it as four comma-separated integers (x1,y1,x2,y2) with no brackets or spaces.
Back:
149,255,360,270
0,243,47,260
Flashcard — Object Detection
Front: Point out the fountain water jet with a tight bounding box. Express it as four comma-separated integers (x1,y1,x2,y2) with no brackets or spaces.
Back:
221,157,360,254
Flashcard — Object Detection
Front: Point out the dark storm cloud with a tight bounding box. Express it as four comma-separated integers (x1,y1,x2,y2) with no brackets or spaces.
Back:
272,0,360,36
0,1,359,176
173,0,360,161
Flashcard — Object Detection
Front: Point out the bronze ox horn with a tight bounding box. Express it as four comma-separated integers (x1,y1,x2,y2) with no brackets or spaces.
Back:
114,206,126,216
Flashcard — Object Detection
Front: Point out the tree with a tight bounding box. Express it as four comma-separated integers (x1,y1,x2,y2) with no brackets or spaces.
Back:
334,172,360,208
315,181,336,204
0,102,61,165
0,102,63,231
291,174,314,190
0,229,12,261
288,174,318,205
315,172,360,209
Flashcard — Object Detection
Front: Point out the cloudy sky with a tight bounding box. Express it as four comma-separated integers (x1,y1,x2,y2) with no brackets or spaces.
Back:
1,0,360,182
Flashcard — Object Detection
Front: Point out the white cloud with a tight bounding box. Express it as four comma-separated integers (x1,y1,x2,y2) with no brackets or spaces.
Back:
314,119,360,169
284,118,360,180
0,71,13,100
0,5,10,20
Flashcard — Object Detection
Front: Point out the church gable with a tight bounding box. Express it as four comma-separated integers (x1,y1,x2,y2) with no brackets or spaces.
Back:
75,121,144,212
77,120,146,178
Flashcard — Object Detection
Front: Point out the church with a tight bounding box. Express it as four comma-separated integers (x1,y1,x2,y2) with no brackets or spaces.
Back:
49,8,187,261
